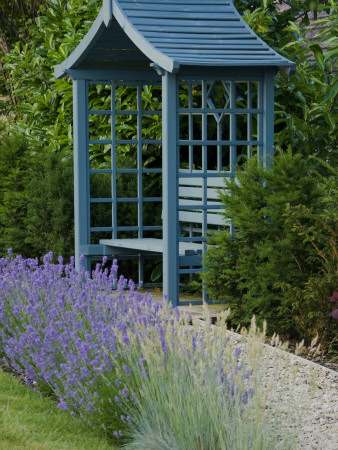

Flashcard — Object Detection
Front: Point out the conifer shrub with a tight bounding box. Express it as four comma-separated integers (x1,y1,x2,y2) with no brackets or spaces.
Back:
0,131,32,256
204,151,337,347
0,131,74,260
25,150,74,261
283,172,338,348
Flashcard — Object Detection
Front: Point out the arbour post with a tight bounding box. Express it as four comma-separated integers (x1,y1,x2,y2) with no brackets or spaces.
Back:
73,79,91,273
162,71,179,306
263,68,276,167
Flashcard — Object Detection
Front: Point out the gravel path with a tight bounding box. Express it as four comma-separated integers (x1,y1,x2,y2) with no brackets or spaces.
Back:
263,345,338,449
227,328,338,450
193,315,338,450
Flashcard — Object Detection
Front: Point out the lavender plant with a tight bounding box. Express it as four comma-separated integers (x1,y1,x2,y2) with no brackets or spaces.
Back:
0,251,303,448
0,250,162,439
107,310,299,449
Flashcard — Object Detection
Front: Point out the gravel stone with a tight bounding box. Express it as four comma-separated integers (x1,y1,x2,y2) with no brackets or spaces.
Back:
233,330,338,449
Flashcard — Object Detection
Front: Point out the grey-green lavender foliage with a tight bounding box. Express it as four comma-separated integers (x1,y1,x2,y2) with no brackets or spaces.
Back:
112,309,301,450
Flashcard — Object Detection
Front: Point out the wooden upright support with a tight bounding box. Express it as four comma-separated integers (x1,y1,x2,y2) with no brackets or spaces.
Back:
263,68,276,167
162,71,179,306
73,79,91,273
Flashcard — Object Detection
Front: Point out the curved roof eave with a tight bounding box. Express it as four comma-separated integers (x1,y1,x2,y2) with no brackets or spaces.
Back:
54,0,178,79
54,4,112,79
112,0,179,73
177,60,295,74
230,5,296,74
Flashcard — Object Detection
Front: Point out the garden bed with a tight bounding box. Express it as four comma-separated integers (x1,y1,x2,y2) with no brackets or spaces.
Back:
1,254,337,449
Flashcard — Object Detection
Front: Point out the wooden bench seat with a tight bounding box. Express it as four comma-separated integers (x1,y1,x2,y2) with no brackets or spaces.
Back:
99,174,229,276
100,238,203,256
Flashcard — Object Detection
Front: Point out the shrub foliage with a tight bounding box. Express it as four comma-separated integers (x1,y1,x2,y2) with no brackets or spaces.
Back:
0,132,74,260
0,0,336,343
204,152,338,347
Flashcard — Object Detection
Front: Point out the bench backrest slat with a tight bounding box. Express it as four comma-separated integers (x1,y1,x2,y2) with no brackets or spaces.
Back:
178,186,221,200
178,174,228,227
179,210,227,226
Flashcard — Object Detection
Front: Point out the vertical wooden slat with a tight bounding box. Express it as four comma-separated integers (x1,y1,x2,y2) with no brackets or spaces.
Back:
201,79,208,238
111,82,118,239
247,81,253,158
201,79,208,302
188,81,193,172
257,80,264,163
229,80,236,173
217,104,222,172
137,82,143,238
137,82,144,282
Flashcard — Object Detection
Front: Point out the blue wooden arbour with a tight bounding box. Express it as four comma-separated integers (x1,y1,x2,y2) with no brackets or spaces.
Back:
55,0,295,306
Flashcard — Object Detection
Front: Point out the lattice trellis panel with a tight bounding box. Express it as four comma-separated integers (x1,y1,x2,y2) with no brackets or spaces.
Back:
87,81,163,246
178,78,263,175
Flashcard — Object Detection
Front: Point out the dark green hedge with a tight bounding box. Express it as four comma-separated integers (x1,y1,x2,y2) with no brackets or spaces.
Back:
0,131,74,261
203,151,338,348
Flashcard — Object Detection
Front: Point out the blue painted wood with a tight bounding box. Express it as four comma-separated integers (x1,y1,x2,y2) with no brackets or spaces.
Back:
79,244,108,256
73,79,91,273
176,67,266,79
89,109,162,116
55,0,296,79
111,82,118,240
137,83,143,241
202,80,209,304
64,69,160,81
55,0,290,305
229,80,237,173
162,71,179,306
263,68,276,167
136,82,146,285
112,1,179,73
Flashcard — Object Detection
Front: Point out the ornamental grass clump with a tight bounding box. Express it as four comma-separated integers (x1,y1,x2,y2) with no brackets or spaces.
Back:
105,308,300,449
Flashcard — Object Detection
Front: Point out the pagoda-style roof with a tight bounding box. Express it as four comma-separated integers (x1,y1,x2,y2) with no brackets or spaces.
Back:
55,0,295,78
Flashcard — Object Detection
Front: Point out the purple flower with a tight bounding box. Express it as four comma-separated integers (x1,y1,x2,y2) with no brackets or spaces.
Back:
0,253,160,422
329,291,338,303
120,388,129,399
122,364,131,376
58,401,69,410
328,291,338,319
